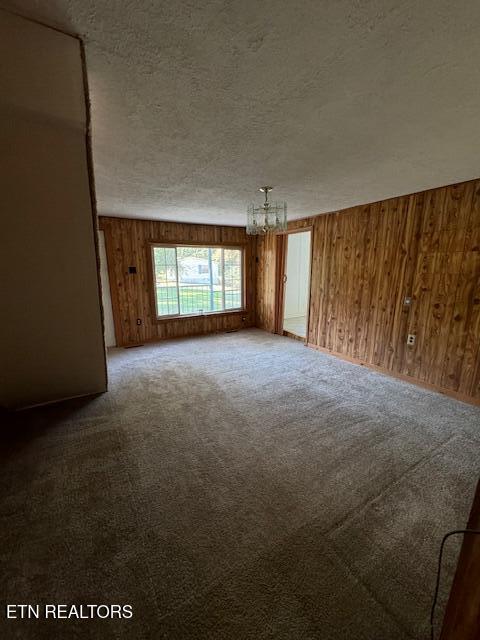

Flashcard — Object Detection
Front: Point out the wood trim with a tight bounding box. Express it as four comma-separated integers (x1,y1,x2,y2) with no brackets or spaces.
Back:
241,245,247,316
307,342,480,407
440,479,480,639
119,325,245,349
100,214,247,232
149,240,248,248
304,227,314,345
276,226,314,343
79,35,108,390
283,330,305,342
274,234,286,334
153,310,247,324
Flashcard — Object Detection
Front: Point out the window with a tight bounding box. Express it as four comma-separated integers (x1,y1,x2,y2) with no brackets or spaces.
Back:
151,244,244,318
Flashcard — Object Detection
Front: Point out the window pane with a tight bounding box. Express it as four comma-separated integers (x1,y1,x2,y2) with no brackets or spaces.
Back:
152,245,243,318
224,249,242,309
153,246,179,316
177,246,223,315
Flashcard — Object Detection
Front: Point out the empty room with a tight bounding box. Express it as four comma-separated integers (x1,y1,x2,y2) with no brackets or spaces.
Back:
1,2,480,639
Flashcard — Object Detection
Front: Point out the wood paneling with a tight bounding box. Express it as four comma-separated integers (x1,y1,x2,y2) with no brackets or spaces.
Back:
256,179,480,404
255,231,277,332
100,216,256,346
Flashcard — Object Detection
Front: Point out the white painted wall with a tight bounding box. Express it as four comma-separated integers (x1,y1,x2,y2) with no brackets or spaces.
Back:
284,231,311,319
0,13,107,408
98,231,116,347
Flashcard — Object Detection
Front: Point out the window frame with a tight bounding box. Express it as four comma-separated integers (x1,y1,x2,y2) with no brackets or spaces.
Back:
149,241,246,321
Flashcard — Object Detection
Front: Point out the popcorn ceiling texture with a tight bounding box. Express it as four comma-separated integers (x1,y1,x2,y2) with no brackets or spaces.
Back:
2,0,480,224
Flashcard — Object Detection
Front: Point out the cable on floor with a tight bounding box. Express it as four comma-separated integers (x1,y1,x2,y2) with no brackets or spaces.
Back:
430,528,480,640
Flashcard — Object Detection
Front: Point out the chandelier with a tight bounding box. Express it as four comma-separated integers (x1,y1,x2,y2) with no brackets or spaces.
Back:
246,186,287,235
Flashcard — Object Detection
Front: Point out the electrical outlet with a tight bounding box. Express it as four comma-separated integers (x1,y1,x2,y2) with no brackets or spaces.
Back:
407,334,416,346
136,318,142,326
404,296,412,306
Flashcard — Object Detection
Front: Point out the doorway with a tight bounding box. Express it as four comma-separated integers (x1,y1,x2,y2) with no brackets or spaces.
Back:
98,230,117,348
282,230,312,339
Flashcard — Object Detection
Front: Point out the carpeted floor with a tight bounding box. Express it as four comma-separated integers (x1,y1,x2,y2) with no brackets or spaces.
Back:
1,328,479,639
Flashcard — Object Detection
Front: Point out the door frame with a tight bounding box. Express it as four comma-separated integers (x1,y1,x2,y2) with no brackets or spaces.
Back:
275,226,314,343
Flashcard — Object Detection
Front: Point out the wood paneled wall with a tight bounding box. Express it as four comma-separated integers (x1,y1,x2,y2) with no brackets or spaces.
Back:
100,216,256,346
255,229,277,332
256,179,480,404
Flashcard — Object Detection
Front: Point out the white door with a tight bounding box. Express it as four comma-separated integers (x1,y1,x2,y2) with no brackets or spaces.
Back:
98,230,116,348
283,231,311,338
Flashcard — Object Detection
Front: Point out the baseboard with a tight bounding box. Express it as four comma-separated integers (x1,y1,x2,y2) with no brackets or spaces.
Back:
6,389,107,412
306,343,480,407
283,330,306,343
119,322,255,348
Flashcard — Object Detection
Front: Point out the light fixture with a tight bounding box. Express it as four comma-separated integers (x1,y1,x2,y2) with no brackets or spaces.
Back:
246,186,287,235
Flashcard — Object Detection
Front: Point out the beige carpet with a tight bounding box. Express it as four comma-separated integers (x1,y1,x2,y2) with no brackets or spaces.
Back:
1,328,479,639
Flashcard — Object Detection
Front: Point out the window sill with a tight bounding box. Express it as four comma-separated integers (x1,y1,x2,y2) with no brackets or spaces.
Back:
154,309,247,323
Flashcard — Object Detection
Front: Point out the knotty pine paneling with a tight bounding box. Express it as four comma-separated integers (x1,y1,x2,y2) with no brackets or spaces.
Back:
99,216,256,346
256,179,480,404
255,232,276,332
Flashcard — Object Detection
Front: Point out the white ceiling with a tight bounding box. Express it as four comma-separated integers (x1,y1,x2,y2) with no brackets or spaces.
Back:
3,1,480,226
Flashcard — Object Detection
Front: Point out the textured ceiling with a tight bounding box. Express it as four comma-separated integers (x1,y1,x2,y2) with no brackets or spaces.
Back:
3,1,480,226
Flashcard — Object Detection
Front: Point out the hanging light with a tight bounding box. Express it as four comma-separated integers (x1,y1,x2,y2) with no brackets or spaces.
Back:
246,186,287,235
